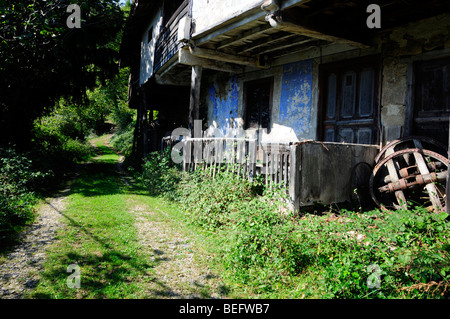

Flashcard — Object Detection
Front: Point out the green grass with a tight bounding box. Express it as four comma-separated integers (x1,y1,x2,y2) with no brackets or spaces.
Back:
28,135,237,299
26,134,450,299
29,136,155,298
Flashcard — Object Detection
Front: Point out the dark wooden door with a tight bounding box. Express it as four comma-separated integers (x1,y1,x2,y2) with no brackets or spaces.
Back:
319,57,380,145
244,77,273,131
413,57,450,147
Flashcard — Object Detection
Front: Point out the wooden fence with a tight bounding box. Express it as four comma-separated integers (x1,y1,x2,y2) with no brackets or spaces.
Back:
171,138,292,188
163,137,380,212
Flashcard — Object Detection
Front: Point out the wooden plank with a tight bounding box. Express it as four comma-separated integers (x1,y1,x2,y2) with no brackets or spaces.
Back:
254,37,315,55
385,147,408,209
189,46,266,68
237,32,296,54
189,65,202,135
289,144,301,213
212,140,218,179
268,18,369,49
413,139,443,211
179,47,244,73
249,139,257,182
286,153,290,186
216,24,273,50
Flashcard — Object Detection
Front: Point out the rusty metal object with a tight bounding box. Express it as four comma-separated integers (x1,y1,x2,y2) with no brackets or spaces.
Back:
375,136,447,163
378,171,447,193
370,148,449,211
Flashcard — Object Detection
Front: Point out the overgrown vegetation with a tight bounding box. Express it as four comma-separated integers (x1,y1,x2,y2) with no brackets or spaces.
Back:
0,1,131,240
132,149,450,299
0,148,47,238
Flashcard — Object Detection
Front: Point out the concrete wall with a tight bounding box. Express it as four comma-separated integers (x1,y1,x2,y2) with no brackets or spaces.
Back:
191,0,262,36
204,59,317,143
139,10,163,86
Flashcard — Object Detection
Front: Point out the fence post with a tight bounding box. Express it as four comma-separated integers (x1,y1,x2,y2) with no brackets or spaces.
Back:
248,139,257,182
289,144,301,213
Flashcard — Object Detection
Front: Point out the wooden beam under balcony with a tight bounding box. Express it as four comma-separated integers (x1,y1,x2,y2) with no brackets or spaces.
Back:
271,20,369,48
188,47,268,68
178,47,245,73
216,23,273,50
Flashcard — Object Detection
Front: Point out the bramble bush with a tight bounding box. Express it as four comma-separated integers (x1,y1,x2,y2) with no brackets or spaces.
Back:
110,123,134,158
176,166,259,230
0,148,48,237
137,149,182,197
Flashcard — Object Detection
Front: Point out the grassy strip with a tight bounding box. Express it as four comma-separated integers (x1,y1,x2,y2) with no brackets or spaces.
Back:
29,136,155,298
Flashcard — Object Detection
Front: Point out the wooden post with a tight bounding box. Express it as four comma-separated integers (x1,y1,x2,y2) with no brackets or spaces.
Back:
189,65,202,136
413,139,443,212
248,139,257,182
289,144,301,214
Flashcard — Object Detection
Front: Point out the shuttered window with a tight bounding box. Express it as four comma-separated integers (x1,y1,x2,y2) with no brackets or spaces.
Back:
244,77,273,130
320,57,380,145
412,57,450,147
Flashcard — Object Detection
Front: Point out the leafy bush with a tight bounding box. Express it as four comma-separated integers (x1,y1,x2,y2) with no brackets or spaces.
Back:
0,148,48,236
173,165,450,298
137,149,182,197
176,166,260,230
32,115,96,175
110,124,134,157
223,191,304,288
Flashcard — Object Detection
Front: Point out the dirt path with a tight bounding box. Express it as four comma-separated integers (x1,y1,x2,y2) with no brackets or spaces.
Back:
130,200,228,298
0,134,228,299
0,191,68,298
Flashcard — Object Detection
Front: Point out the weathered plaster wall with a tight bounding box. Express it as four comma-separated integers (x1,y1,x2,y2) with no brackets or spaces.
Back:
379,12,450,143
205,59,317,143
191,0,262,36
139,10,163,86
380,58,407,141
206,74,240,137
278,60,314,139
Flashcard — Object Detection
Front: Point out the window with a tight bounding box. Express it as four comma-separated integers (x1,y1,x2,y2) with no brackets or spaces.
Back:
320,57,380,145
244,77,273,131
411,57,450,147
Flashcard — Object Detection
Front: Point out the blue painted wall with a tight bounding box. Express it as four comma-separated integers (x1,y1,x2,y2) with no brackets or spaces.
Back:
208,75,239,136
207,59,314,140
279,59,313,138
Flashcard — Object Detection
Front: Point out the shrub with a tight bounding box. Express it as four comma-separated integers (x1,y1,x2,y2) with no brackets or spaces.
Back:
176,166,259,230
110,124,134,157
223,191,303,288
0,148,47,236
32,117,95,175
138,149,181,197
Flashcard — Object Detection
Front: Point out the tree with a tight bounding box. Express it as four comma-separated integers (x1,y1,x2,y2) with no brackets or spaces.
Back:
0,0,125,148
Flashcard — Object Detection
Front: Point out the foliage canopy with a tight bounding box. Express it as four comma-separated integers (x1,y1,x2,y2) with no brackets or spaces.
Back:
0,0,125,147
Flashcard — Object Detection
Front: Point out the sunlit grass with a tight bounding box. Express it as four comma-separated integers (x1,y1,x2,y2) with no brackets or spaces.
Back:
28,135,154,299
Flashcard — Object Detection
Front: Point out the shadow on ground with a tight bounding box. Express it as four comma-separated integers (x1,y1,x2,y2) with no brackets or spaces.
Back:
29,142,229,299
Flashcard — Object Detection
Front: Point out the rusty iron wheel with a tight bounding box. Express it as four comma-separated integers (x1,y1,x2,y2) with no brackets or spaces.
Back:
370,148,449,211
375,136,447,164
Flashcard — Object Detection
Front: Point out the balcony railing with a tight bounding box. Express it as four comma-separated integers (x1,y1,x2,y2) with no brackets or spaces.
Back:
153,0,190,73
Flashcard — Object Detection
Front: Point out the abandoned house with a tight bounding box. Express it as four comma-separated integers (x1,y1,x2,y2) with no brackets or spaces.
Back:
119,0,450,212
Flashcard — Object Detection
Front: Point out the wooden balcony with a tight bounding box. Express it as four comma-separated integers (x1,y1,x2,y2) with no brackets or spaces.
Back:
153,0,189,74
